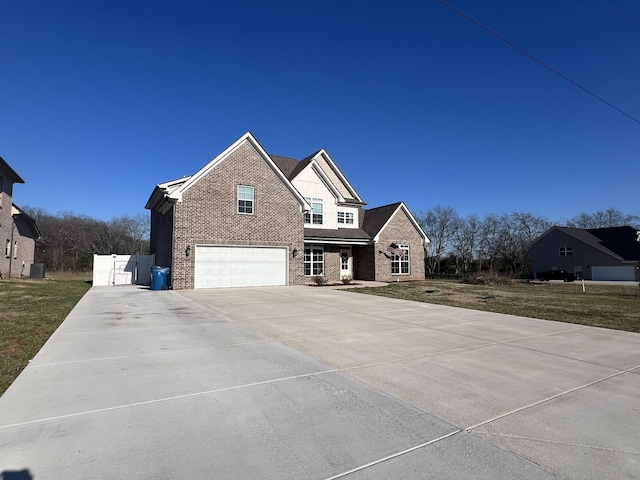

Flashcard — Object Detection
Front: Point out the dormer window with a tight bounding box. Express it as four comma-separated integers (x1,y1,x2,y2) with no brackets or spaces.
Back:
304,198,323,225
237,185,254,214
338,211,354,224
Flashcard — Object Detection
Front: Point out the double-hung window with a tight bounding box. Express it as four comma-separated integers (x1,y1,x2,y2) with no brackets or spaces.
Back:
391,244,410,274
304,198,323,225
337,211,354,224
304,246,324,276
559,246,572,256
237,185,254,214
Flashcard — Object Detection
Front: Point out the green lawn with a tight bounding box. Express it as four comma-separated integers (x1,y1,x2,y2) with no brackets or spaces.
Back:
350,280,640,333
0,276,91,396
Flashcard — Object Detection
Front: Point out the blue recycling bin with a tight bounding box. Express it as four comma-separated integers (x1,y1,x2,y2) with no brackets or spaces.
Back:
151,266,170,291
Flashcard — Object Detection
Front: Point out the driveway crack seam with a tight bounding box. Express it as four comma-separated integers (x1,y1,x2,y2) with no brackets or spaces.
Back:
0,368,340,430
465,366,639,432
322,429,462,480
473,432,640,456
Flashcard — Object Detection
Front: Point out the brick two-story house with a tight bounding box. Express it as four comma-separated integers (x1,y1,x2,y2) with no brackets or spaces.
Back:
146,133,428,289
0,157,40,279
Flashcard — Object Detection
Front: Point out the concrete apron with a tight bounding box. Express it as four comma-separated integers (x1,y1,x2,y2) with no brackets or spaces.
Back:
0,285,637,479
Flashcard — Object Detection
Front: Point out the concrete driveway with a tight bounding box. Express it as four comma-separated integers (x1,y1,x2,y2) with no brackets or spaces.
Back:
1,285,639,479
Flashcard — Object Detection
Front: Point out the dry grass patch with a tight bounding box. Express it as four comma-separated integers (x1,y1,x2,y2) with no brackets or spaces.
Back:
0,277,91,395
350,280,640,333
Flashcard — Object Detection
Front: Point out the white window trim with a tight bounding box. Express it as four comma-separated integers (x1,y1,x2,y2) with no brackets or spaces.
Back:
391,244,410,275
337,211,354,224
304,245,324,276
237,185,254,215
304,197,323,225
559,246,572,257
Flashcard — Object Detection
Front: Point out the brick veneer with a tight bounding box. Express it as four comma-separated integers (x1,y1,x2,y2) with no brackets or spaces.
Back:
353,245,375,281
169,142,305,289
0,188,12,277
150,209,173,268
373,208,425,282
0,169,37,278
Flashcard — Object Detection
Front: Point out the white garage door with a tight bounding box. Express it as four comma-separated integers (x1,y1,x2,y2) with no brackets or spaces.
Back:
194,246,288,288
591,266,635,281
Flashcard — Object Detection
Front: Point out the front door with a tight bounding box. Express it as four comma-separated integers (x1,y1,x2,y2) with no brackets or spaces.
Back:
340,247,353,279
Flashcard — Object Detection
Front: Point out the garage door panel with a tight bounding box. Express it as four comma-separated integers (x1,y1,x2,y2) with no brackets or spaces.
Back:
195,246,287,289
591,266,635,281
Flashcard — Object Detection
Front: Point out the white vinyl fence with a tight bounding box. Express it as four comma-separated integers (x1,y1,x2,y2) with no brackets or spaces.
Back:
92,254,156,286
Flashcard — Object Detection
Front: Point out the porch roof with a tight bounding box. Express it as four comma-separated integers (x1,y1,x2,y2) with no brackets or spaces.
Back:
304,228,371,245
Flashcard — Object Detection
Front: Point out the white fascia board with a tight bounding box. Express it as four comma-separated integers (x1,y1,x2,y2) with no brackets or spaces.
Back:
169,132,311,211
310,162,345,203
315,149,364,203
373,203,429,245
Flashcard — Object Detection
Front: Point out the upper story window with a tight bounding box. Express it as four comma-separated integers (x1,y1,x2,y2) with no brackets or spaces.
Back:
337,211,354,224
237,185,254,214
304,197,323,225
390,244,410,274
559,246,572,256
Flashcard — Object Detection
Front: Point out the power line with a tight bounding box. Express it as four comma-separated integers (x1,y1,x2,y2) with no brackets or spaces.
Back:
437,0,640,125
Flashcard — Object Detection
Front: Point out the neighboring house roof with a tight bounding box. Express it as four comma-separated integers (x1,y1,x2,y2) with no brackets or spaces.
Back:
363,202,429,244
535,226,640,262
145,133,311,213
0,156,25,184
11,204,41,239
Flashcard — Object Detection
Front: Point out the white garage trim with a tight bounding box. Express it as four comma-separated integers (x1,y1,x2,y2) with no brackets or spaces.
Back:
194,245,288,289
591,265,635,281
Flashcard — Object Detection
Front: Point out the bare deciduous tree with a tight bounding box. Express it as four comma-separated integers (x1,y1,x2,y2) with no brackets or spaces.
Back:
415,205,461,274
22,207,150,271
566,208,639,229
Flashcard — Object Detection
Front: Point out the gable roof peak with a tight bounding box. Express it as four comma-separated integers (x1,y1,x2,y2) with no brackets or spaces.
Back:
363,202,428,244
0,156,26,184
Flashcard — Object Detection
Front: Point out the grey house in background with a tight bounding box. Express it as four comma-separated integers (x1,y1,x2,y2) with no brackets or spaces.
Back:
0,157,40,278
530,226,640,281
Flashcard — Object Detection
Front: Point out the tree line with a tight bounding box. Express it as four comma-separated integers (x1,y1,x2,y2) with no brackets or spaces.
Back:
414,207,639,277
23,205,637,275
23,208,149,272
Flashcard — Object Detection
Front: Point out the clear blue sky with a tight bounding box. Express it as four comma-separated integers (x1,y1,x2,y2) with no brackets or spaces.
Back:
2,0,638,223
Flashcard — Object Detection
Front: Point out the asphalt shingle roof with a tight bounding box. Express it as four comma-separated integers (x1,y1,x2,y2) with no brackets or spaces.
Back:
555,226,640,261
304,228,370,240
362,202,402,238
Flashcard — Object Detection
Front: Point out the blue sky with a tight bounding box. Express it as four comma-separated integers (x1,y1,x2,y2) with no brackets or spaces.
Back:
2,0,638,223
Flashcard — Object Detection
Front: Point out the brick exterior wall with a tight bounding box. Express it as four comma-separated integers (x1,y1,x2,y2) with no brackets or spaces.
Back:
0,169,37,279
373,208,425,282
0,185,12,277
353,245,375,281
9,217,36,278
169,141,305,289
150,209,173,268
